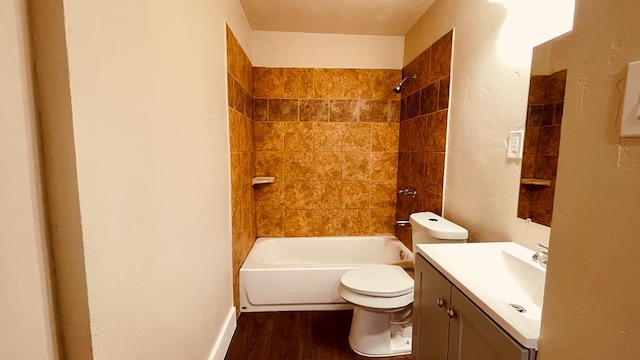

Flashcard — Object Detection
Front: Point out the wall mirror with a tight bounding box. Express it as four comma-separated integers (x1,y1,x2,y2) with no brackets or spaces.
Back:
517,38,568,227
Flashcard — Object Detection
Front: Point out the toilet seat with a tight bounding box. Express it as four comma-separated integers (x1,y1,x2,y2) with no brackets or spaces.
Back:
339,265,414,309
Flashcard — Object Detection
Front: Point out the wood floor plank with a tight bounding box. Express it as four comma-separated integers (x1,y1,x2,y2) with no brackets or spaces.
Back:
225,311,412,360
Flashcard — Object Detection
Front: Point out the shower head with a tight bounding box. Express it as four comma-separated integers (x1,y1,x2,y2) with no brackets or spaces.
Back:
393,74,417,93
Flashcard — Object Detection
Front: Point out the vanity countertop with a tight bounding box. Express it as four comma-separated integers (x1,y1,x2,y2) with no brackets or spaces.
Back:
416,242,546,349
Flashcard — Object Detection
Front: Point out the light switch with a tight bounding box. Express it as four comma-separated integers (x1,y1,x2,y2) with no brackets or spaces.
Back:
620,60,640,137
507,130,524,159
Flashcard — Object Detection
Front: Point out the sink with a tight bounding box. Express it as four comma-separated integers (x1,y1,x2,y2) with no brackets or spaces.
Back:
415,242,546,349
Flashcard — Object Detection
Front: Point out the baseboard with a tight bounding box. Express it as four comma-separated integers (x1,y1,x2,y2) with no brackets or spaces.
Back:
208,307,237,360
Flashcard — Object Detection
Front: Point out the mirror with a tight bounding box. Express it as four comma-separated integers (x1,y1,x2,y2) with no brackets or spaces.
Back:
517,39,568,226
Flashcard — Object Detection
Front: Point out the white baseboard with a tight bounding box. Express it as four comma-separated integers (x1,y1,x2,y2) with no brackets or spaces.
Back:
208,307,237,360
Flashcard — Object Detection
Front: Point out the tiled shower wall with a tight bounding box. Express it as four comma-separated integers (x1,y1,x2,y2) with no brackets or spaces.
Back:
226,26,255,313
252,68,401,237
518,69,566,226
395,30,453,248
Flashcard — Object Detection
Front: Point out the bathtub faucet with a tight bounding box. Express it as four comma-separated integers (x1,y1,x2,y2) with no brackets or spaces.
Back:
396,220,411,228
397,188,417,198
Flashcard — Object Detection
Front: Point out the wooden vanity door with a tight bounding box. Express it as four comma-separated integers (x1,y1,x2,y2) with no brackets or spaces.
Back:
413,255,452,360
447,287,530,360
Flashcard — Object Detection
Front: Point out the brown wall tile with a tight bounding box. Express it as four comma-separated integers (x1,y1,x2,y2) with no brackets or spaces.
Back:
284,181,317,209
268,99,299,122
420,82,439,115
316,181,342,209
426,152,445,194
372,70,402,100
284,152,314,181
255,151,283,180
254,67,399,238
284,122,313,152
314,122,344,151
342,152,371,181
342,209,370,235
371,152,398,181
255,121,285,151
406,91,421,119
330,100,359,122
254,99,267,121
389,100,401,122
372,123,399,152
284,209,315,236
438,76,450,110
343,123,372,152
313,152,342,180
342,181,370,209
313,69,344,98
430,30,453,82
300,100,329,122
256,208,284,237
360,100,390,122
284,68,313,99
523,126,540,155
343,69,373,99
254,67,283,98
426,111,447,152
369,207,396,235
313,209,343,236
537,126,561,156
370,181,396,208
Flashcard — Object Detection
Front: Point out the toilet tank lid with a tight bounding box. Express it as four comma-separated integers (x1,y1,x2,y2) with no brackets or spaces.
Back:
409,212,468,240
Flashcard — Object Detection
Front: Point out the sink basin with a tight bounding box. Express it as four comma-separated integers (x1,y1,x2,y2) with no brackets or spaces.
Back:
415,242,546,349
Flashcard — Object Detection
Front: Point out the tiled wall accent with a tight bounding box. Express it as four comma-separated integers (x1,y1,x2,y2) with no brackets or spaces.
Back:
395,30,453,248
518,69,566,226
253,68,401,237
226,26,255,314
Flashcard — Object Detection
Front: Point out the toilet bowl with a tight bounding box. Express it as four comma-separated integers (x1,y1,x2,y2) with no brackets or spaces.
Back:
339,212,468,357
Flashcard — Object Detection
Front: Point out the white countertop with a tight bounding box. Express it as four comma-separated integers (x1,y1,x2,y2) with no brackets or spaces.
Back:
416,242,546,349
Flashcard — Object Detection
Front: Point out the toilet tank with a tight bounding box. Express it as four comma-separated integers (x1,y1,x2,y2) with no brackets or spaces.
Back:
409,212,468,253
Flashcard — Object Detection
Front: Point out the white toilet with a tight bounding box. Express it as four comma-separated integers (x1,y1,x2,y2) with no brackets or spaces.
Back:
338,212,468,357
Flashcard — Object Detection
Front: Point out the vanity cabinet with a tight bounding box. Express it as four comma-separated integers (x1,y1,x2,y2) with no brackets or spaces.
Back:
413,254,537,360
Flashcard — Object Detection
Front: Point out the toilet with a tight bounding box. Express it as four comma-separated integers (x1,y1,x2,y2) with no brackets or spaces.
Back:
338,212,468,357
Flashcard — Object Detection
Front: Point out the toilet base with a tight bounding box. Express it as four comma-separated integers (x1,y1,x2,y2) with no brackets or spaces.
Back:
347,306,412,357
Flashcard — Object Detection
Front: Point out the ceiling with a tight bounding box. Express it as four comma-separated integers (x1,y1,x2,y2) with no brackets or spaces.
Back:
240,0,437,36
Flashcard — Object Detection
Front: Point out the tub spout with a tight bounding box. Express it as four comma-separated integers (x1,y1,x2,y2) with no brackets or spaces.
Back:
396,220,411,228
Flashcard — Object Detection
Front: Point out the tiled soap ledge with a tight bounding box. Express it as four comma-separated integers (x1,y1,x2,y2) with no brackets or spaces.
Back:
252,176,275,186
521,178,552,186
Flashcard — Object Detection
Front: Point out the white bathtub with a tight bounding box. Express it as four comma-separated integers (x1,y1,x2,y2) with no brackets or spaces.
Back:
239,236,413,312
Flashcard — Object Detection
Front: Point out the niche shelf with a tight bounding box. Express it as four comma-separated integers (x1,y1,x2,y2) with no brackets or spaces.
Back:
252,176,275,186
520,178,552,186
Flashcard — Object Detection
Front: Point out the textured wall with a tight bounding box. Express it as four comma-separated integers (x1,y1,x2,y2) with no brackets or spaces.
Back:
395,31,453,248
226,26,256,315
539,0,640,358
253,68,401,237
50,0,236,358
0,0,58,358
252,31,404,69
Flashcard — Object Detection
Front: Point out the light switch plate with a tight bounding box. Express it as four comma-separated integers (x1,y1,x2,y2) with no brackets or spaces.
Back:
621,60,640,137
507,130,524,159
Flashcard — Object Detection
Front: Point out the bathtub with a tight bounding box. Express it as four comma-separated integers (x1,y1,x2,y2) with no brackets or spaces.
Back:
239,236,413,312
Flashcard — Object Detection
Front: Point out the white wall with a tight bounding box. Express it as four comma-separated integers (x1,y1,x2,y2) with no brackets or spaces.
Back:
404,0,561,248
539,0,640,358
0,0,58,358
225,0,253,59
253,31,404,69
44,0,236,358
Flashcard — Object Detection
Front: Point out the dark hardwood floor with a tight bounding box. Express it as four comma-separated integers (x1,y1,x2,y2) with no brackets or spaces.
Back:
225,311,412,360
